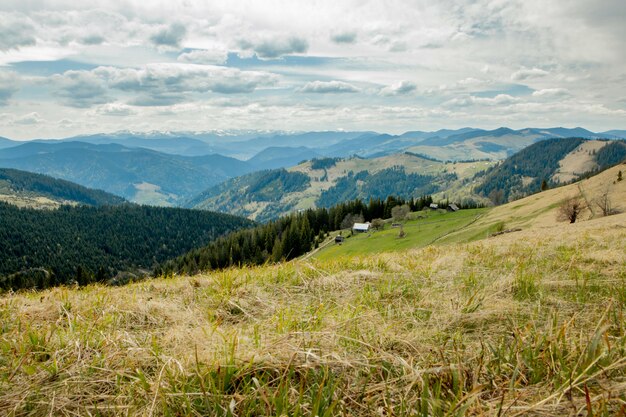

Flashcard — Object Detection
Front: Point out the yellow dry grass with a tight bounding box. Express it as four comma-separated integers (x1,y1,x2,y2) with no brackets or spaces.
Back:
1,171,626,414
552,140,608,184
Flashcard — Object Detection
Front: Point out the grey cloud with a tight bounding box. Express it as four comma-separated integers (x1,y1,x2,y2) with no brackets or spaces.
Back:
239,36,308,59
331,32,357,44
0,15,36,51
299,80,360,94
51,70,110,108
96,64,277,96
0,72,20,106
50,64,277,108
150,23,187,47
81,34,105,45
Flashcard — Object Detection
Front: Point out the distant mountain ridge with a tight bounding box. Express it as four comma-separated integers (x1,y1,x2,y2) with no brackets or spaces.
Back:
0,141,254,205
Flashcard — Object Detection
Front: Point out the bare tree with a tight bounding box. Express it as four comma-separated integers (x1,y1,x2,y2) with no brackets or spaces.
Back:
557,197,586,223
371,218,385,230
594,187,619,216
341,213,364,230
391,204,410,222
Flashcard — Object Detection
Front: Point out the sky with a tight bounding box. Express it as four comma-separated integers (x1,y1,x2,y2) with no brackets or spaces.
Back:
0,0,625,139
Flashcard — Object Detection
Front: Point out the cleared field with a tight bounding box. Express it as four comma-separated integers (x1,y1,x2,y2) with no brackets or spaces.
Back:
315,208,487,260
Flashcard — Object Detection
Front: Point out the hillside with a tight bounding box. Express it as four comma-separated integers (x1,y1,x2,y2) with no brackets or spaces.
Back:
0,204,254,290
0,141,254,205
189,154,495,221
474,138,626,204
441,162,626,243
0,168,126,208
1,170,624,414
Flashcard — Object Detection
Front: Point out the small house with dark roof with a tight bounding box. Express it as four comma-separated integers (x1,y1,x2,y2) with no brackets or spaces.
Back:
448,203,460,212
335,235,345,244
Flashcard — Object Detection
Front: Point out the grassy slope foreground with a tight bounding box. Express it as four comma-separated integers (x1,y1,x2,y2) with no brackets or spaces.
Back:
1,169,625,415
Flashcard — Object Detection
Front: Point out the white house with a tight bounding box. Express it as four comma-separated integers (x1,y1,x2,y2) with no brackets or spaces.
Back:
352,222,371,232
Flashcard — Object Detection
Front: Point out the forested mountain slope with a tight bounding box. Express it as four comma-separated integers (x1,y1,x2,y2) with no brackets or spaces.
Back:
0,141,253,205
0,204,254,290
0,168,126,208
474,138,626,203
188,154,493,221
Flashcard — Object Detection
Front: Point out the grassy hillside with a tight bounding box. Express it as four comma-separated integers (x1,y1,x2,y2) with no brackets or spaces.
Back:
314,208,487,260
190,153,494,221
0,167,126,208
474,138,626,204
1,204,624,415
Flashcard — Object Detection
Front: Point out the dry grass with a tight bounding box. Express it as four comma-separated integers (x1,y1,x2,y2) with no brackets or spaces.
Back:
1,204,626,415
552,141,608,184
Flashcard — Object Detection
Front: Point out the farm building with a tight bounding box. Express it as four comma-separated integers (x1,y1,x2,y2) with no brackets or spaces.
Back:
429,203,439,209
352,222,371,233
335,235,345,244
448,203,460,212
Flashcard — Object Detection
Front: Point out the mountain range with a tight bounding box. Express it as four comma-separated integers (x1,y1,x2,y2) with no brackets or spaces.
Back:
0,127,624,209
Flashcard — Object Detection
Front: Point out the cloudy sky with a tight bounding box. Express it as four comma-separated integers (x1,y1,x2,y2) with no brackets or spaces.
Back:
0,0,625,139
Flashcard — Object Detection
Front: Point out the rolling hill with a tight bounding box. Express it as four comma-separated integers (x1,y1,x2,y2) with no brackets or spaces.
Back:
0,167,126,208
188,154,495,222
0,141,254,205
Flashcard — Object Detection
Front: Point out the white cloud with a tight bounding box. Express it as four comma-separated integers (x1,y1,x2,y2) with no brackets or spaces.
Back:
90,103,137,116
511,67,549,81
532,88,570,98
380,80,417,96
444,94,520,107
299,80,360,94
13,112,43,125
177,48,228,65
